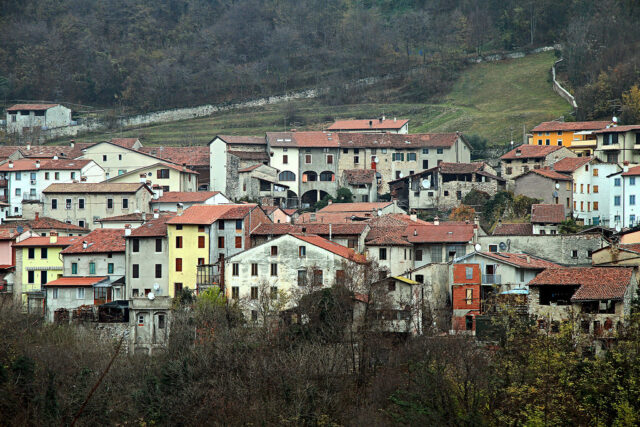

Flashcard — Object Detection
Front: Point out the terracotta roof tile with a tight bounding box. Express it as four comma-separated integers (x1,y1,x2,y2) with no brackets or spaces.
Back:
13,236,81,247
293,234,366,263
227,150,269,161
215,135,266,145
167,204,257,225
0,159,93,172
501,144,563,160
328,118,408,131
61,229,126,254
343,169,376,185
439,162,485,174
518,168,572,181
0,227,22,240
552,156,591,173
17,145,85,159
283,209,297,216
593,125,640,133
319,201,393,213
46,276,109,287
238,164,264,173
528,267,634,301
110,138,140,149
43,182,151,194
138,146,210,166
154,191,221,203
532,121,610,132
479,252,560,269
6,217,89,232
338,132,460,149
97,213,148,222
251,222,367,236
531,204,565,223
406,223,475,243
296,212,373,223
492,223,533,236
267,132,340,148
7,104,59,111
129,214,176,237
621,165,640,176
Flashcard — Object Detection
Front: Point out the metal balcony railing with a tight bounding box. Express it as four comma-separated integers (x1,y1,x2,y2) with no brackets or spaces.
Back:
482,274,501,284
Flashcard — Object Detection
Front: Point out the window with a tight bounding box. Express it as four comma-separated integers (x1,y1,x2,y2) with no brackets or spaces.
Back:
155,264,162,278
388,281,396,292
632,215,637,225
431,246,442,263
197,257,204,265
174,283,183,295
313,269,323,286
198,236,205,248
236,220,242,230
122,198,129,209
218,236,224,248
299,246,306,257
557,140,562,146
283,154,288,164
235,236,242,248
251,263,258,276
232,263,239,276
271,263,278,276
466,267,474,280
545,139,550,145
615,178,621,187
415,250,423,261
305,154,312,164
354,156,359,164
594,201,599,210
422,160,429,169
103,155,107,162
580,184,584,193
572,250,578,259
392,153,405,161
437,148,444,154
218,220,225,230
632,177,636,186
107,198,113,209
466,288,473,304
72,263,78,274
155,238,162,252
631,195,636,206
77,288,85,299
615,196,621,206
250,286,258,300
298,270,307,286
79,220,85,228
14,172,21,181
343,148,348,154
28,271,34,284
407,153,416,161
176,225,182,230
132,239,140,252
594,185,598,193
271,246,278,256
52,288,58,299
64,198,72,210
89,262,96,275
108,263,114,274
175,236,183,248
51,199,57,210
320,171,334,181
157,169,170,179
279,171,295,181
379,248,387,260
78,198,85,209
15,188,20,196
175,258,182,272
27,248,35,259
270,286,278,300
327,154,333,164
232,286,239,299
422,148,429,154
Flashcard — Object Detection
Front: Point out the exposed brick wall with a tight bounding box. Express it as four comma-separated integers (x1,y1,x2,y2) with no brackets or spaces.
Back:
452,284,481,311
452,263,481,285
244,207,272,249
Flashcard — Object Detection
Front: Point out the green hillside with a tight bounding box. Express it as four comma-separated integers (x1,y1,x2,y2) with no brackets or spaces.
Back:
52,51,571,147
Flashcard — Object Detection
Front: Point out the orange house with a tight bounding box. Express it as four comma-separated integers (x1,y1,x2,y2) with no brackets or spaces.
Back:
530,121,610,156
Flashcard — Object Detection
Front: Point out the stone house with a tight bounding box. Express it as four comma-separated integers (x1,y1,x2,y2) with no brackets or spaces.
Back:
208,135,268,197
0,158,105,217
43,276,111,322
104,162,198,192
327,117,409,134
341,169,378,203
389,162,505,212
528,267,637,346
42,182,153,230
150,190,230,212
237,163,288,204
592,125,640,164
60,228,127,300
6,104,72,135
513,168,573,212
591,244,640,266
531,204,566,235
500,144,576,181
250,222,369,253
223,233,366,322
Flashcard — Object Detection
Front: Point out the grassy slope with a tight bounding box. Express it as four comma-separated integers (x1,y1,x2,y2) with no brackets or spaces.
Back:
51,51,570,147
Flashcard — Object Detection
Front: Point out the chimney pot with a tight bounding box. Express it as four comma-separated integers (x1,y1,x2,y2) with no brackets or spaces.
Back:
8,161,13,169
82,241,87,249
35,212,39,221
35,160,40,168
49,231,58,244
434,216,439,226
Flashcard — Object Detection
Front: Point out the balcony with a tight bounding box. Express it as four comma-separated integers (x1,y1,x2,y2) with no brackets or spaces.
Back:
570,139,596,148
482,274,501,284
196,264,221,294
601,144,621,151
0,283,12,293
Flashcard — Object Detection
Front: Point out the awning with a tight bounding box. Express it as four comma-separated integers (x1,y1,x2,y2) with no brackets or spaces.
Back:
500,288,529,295
93,276,122,288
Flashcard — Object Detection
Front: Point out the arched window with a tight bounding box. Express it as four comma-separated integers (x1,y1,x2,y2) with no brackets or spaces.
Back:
279,171,296,181
320,171,335,182
303,171,317,182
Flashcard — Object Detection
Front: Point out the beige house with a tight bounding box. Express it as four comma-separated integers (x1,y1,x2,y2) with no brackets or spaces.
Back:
592,125,640,164
500,145,576,181
42,183,153,230
79,141,174,179
104,162,198,192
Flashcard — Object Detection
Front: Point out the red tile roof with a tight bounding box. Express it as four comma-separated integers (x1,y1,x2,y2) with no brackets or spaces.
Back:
110,138,140,149
338,132,460,149
328,118,409,131
9,216,89,232
531,204,565,223
167,204,257,225
621,165,640,176
154,191,221,203
366,230,412,246
406,223,475,243
7,104,59,111
0,227,23,240
478,252,560,270
532,121,610,132
267,131,340,148
61,229,126,254
138,146,210,166
46,276,109,287
343,169,376,185
552,156,591,173
319,201,393,213
14,236,80,247
501,144,563,160
129,214,176,237
215,135,266,145
283,209,297,216
18,144,86,159
439,162,485,174
238,164,264,172
251,222,367,236
618,244,640,254
492,223,533,236
0,159,93,171
227,150,269,161
518,168,572,181
296,211,373,223
97,213,148,222
43,182,151,194
593,125,640,133
292,234,366,263
528,267,634,301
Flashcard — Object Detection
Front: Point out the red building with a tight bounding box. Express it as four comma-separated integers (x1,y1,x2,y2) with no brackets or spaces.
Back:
451,263,481,333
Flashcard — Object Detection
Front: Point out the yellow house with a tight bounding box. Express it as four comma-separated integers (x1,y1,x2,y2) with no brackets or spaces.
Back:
530,121,610,155
167,222,209,297
105,162,198,192
13,233,80,303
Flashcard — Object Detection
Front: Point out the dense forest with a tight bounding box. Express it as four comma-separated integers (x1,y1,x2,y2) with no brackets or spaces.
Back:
1,0,640,120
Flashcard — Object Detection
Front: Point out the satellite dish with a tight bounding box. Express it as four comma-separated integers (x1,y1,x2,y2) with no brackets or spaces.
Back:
147,292,155,300
555,183,560,189
377,209,382,216
499,242,507,251
153,283,160,291
16,226,23,233
399,172,404,178
474,243,481,252
422,179,430,189
374,156,379,163
613,116,619,123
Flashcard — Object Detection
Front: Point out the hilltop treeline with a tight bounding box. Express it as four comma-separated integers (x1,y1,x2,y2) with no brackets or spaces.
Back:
0,0,638,119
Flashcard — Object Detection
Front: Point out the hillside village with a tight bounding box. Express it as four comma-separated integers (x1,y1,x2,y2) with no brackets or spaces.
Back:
0,106,639,355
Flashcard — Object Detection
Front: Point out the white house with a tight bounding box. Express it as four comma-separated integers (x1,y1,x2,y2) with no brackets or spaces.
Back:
610,165,640,228
0,159,105,216
6,104,72,135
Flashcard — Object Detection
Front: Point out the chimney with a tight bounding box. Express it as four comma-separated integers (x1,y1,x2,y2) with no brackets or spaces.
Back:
8,161,13,169
394,117,397,123
146,180,152,187
82,241,88,249
26,143,30,151
410,214,417,222
474,215,480,228
35,212,39,221
379,117,383,123
153,208,159,219
49,231,58,244
434,216,439,226
152,184,162,200
413,229,417,236
182,163,187,172
124,224,132,236
69,139,75,148
177,203,184,216
140,173,146,183
624,160,630,166
52,155,58,160
526,255,531,264
141,212,146,222
35,160,40,169
327,199,332,205
290,128,297,132
369,120,373,128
